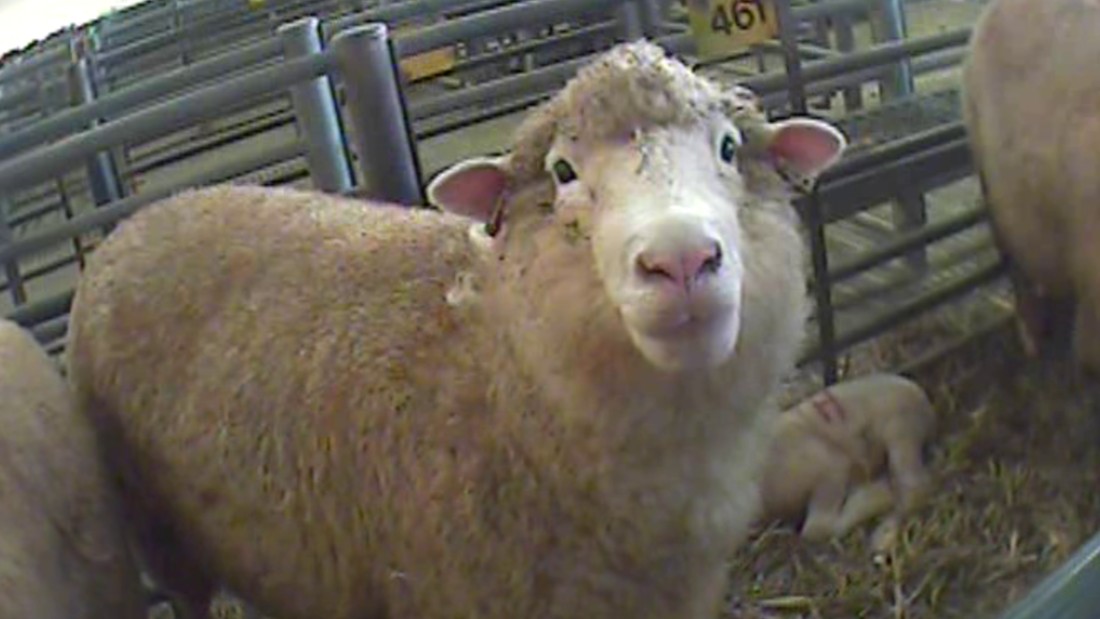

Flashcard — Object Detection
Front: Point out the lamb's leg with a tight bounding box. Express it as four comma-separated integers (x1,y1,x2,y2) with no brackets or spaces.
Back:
798,468,849,542
833,478,896,538
886,438,932,514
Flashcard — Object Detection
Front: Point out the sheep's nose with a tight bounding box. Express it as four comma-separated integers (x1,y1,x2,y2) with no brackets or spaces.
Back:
636,240,723,290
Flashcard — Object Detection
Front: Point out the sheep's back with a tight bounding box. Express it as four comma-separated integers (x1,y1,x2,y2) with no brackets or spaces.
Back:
67,185,487,616
962,0,1100,292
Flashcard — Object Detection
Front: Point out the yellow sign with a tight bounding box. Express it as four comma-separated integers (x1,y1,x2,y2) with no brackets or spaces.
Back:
247,0,265,9
686,0,779,61
393,23,458,84
399,47,458,83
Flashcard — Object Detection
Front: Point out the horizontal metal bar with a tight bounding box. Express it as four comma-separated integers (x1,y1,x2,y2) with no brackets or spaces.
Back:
410,31,688,122
996,527,1100,619
820,122,968,184
325,0,502,37
743,28,972,95
811,138,973,224
829,206,988,283
0,136,302,265
395,0,626,57
0,46,69,85
97,4,174,39
30,314,68,346
0,38,284,160
4,289,74,329
792,0,872,22
0,52,331,196
452,20,616,73
809,258,1008,361
0,83,42,111
409,51,588,120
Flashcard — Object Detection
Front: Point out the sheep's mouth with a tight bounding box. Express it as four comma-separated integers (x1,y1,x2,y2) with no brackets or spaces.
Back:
638,308,728,339
622,305,742,372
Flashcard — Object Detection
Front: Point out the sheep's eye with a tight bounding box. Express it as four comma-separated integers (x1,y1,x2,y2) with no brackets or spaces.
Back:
551,159,577,184
719,133,738,164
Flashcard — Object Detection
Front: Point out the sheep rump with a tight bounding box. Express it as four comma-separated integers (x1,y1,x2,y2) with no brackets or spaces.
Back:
962,0,1100,371
0,318,145,619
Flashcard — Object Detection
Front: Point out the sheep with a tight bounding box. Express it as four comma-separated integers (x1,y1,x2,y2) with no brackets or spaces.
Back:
66,40,847,619
757,373,936,543
0,318,147,619
962,0,1100,372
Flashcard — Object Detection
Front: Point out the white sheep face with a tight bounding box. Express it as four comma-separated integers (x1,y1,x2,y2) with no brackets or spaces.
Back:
427,108,845,374
542,119,749,371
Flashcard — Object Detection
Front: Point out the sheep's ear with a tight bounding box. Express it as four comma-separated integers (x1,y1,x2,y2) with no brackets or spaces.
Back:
764,118,847,186
426,156,510,222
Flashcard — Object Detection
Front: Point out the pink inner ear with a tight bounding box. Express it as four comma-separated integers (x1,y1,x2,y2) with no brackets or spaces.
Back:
768,122,843,174
431,163,509,223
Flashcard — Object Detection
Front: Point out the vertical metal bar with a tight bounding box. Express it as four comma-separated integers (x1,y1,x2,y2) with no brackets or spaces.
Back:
833,12,862,111
637,0,662,36
870,0,913,101
278,17,354,194
806,191,838,386
616,1,645,40
773,0,808,115
55,177,87,270
68,40,124,212
870,0,924,267
0,198,27,306
331,23,424,206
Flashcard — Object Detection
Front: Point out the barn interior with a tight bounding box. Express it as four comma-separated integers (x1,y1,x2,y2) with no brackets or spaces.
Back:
0,0,1096,617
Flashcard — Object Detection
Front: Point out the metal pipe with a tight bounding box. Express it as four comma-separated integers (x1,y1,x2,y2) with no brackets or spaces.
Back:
774,0,809,114
616,0,645,40
326,0,513,38
68,52,124,208
802,259,1007,362
742,28,971,95
873,0,914,100
0,37,282,160
278,17,353,194
331,23,424,206
451,21,616,74
0,198,26,306
0,51,332,196
829,206,988,283
996,527,1100,619
793,0,871,23
0,83,41,112
409,32,687,121
0,46,68,86
804,191,839,384
0,137,302,266
4,290,73,329
394,0,626,58
410,52,586,120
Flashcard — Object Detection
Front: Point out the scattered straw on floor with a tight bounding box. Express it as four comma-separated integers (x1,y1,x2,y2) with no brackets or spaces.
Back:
728,315,1100,619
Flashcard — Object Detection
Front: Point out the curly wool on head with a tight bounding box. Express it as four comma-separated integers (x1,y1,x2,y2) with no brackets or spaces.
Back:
504,40,766,182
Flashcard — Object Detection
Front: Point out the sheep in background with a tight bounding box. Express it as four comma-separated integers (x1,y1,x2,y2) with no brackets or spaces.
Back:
0,318,146,619
67,40,846,619
758,373,936,543
962,0,1100,372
